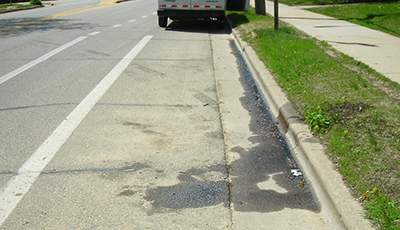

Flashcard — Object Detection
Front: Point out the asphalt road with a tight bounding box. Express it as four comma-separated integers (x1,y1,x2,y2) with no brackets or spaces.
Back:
1,1,331,229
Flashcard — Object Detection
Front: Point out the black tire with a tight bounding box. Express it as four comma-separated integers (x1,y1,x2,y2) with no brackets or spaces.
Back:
217,21,225,29
159,16,168,28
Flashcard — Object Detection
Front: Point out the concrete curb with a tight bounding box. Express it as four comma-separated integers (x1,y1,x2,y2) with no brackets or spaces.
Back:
0,5,43,14
228,21,375,230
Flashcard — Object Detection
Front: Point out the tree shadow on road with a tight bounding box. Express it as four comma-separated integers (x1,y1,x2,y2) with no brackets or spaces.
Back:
0,17,96,37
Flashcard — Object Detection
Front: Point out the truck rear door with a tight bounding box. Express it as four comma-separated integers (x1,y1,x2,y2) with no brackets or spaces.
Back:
159,0,191,11
191,0,225,11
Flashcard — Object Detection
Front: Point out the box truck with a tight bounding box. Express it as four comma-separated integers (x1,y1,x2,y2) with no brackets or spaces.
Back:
157,0,249,28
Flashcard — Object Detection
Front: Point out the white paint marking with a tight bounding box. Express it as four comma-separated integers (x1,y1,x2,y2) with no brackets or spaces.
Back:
152,12,157,15
113,24,122,28
141,15,148,18
129,19,136,22
0,36,87,85
88,31,101,36
0,35,153,226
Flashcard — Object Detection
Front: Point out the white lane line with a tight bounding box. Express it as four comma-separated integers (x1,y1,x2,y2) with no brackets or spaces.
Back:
141,15,148,18
88,31,101,36
0,36,87,85
112,24,122,28
129,19,136,22
0,35,153,226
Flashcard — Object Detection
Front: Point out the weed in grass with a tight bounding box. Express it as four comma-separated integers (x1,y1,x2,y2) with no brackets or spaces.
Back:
305,107,331,133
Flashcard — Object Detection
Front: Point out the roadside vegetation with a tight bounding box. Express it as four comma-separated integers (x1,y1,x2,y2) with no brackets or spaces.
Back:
227,6,400,230
307,2,400,37
278,0,400,37
0,0,42,13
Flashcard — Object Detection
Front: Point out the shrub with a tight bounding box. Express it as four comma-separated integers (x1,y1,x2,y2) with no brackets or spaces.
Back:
30,0,42,5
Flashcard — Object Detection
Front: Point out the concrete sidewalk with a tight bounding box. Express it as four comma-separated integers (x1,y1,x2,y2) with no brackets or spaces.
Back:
264,1,400,84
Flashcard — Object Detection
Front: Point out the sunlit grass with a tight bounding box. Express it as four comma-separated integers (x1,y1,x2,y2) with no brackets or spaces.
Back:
308,2,400,37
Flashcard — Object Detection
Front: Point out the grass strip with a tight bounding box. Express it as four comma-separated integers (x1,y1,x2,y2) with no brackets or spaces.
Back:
0,3,40,13
227,8,400,229
307,2,400,37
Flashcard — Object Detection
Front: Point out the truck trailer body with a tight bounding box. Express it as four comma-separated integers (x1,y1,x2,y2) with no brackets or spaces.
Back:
157,0,249,28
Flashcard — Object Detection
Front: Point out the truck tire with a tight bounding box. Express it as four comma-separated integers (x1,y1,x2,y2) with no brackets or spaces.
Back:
217,18,225,29
159,16,168,28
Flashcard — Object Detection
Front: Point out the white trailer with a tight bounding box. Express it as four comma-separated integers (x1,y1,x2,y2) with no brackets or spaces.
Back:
157,0,249,28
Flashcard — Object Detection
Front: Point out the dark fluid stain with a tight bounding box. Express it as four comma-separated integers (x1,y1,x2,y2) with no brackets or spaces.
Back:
144,166,229,213
121,121,149,129
229,40,320,213
118,190,137,197
146,181,228,210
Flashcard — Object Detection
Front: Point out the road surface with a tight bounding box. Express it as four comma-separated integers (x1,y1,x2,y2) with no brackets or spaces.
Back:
1,0,330,228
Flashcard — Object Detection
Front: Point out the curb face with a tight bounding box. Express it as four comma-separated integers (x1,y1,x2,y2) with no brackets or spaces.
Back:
0,5,43,14
228,20,374,230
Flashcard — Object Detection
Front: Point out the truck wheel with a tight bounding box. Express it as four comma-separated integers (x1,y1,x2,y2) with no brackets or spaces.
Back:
159,16,168,28
217,21,225,29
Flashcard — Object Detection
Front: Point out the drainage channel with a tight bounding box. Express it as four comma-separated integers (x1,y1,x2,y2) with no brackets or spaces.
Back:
226,39,321,214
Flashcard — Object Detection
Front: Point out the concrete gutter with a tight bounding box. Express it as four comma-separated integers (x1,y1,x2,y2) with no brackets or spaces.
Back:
228,20,375,230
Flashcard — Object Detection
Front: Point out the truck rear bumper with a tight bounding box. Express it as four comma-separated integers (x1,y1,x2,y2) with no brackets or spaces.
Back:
157,9,225,19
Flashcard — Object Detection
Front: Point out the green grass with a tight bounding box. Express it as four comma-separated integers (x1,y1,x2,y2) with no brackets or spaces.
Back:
307,2,400,37
279,0,399,6
0,3,40,13
0,3,31,12
228,7,400,229
0,0,42,13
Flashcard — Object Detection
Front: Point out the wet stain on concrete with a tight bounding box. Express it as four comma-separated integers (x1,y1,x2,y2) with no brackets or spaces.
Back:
122,163,151,172
229,41,320,213
193,91,219,112
141,130,167,136
144,166,229,213
206,131,224,140
118,189,137,197
134,63,166,77
121,121,150,129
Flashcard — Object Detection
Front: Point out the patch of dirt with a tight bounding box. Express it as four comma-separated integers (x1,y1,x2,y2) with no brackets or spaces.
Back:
6,6,18,10
327,102,371,123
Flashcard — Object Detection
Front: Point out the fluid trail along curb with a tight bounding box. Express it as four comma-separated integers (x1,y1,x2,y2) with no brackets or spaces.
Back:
228,20,374,230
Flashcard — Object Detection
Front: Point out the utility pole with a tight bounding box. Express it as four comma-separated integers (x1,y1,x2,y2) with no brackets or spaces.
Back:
274,0,279,30
255,0,266,15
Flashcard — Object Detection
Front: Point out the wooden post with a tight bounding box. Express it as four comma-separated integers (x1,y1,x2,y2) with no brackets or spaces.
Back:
274,0,279,30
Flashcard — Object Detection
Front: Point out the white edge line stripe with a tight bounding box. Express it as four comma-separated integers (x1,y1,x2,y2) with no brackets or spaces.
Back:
0,36,87,85
0,35,154,226
88,31,101,36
